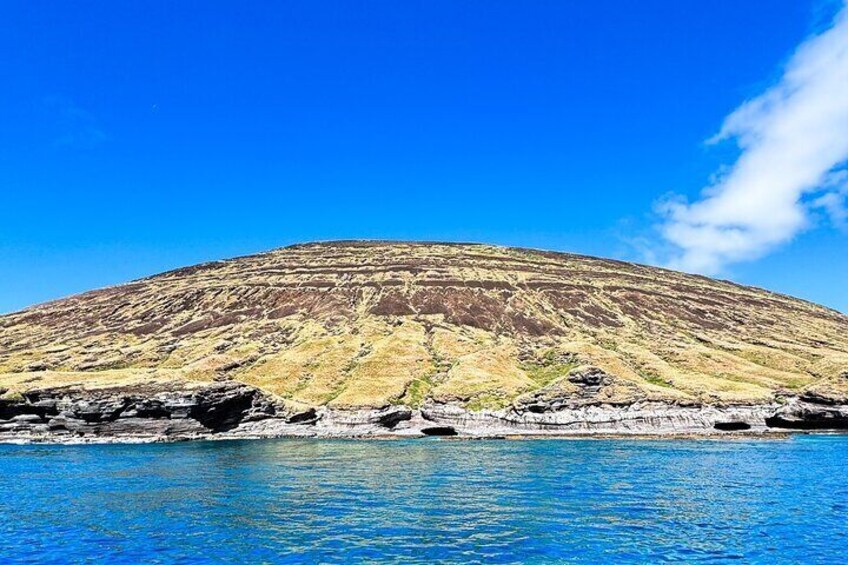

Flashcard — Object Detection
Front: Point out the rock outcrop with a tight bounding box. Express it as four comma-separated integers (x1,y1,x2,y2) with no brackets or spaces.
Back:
2,382,847,442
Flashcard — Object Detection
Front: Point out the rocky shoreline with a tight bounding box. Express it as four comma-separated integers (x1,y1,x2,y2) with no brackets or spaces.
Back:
2,382,847,444
3,242,847,445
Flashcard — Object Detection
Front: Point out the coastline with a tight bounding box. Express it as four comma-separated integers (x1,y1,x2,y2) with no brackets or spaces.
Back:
2,381,847,444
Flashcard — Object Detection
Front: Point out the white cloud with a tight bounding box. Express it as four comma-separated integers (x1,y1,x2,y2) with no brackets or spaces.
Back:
812,169,848,228
660,2,848,274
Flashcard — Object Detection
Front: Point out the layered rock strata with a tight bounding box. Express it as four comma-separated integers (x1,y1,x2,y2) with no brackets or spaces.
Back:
1,381,846,442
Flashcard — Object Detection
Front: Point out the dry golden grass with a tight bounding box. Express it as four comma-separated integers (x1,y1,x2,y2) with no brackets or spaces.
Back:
432,344,534,408
330,319,434,408
0,368,209,394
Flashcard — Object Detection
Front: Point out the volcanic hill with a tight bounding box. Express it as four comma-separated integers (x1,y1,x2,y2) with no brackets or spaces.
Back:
1,241,847,441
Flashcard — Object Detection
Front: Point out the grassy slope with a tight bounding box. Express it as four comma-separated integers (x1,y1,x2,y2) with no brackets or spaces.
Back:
1,242,847,409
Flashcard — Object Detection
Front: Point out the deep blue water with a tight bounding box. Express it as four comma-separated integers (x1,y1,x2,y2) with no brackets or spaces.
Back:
1,436,847,564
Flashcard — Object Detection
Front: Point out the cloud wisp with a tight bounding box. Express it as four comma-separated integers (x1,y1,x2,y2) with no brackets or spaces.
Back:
660,2,848,275
44,96,108,149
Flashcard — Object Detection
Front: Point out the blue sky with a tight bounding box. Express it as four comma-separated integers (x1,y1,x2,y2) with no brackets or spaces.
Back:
2,0,846,314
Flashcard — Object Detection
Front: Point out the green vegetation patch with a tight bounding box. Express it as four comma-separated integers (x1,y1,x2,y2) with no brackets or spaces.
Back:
466,393,511,412
641,371,673,388
520,349,579,387
399,375,434,407
0,389,25,402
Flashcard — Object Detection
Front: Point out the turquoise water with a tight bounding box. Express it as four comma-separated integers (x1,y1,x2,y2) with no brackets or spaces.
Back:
1,436,847,564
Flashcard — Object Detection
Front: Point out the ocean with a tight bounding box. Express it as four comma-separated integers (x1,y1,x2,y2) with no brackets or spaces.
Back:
1,436,846,564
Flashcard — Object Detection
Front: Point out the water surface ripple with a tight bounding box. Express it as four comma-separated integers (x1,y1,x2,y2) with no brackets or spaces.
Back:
1,436,846,564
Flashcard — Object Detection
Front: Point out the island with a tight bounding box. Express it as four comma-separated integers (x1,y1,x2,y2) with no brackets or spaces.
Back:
1,241,846,442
